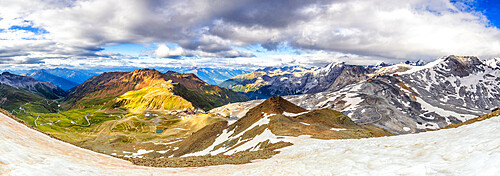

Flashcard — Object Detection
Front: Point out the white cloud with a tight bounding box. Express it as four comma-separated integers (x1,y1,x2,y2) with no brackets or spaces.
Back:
211,0,500,59
1,0,500,68
153,44,185,58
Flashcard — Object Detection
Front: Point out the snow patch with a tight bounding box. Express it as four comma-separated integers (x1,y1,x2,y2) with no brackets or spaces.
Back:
124,149,154,158
299,122,310,126
416,97,474,122
283,111,308,117
330,128,346,131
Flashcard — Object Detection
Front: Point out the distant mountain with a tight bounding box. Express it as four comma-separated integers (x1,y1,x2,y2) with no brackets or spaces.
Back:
153,96,390,158
404,60,427,66
154,67,249,85
0,72,67,99
64,68,250,111
181,68,249,85
29,70,79,91
14,68,97,84
219,63,373,99
40,68,97,84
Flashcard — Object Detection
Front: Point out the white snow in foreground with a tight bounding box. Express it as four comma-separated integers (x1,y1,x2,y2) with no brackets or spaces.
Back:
1,112,500,176
123,149,154,158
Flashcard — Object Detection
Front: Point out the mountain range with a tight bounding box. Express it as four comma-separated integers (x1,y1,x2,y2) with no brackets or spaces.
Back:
28,70,79,91
219,63,373,99
160,67,250,85
65,68,250,111
214,55,500,134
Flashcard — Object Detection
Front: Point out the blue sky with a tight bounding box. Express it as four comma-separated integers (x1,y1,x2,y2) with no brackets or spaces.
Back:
1,0,500,70
474,0,500,27
450,0,500,27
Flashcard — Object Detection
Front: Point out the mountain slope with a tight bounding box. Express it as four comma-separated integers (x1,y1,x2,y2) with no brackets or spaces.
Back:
0,72,67,99
113,81,194,113
152,97,390,158
29,70,79,91
0,83,58,113
65,69,249,110
219,63,373,99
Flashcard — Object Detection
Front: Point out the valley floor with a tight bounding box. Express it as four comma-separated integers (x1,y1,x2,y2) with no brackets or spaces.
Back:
1,111,499,176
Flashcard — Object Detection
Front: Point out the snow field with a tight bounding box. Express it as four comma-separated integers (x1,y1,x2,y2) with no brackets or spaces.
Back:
1,111,500,175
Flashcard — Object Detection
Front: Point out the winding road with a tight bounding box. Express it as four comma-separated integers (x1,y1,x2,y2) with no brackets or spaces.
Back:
11,99,92,127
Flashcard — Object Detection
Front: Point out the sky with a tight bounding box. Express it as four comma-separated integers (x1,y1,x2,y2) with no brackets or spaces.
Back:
1,0,500,70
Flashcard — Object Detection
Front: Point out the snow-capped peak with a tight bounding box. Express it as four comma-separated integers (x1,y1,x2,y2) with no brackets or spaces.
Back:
485,58,500,69
398,57,446,75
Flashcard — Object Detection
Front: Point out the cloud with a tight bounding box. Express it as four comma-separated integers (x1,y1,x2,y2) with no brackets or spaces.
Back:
153,43,254,58
153,44,185,58
1,0,500,68
209,0,500,59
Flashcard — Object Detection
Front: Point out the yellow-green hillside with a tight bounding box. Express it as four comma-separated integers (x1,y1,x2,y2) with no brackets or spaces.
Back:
114,81,194,113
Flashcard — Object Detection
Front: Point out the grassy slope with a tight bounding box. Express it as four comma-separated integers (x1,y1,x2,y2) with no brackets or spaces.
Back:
270,109,392,139
0,83,58,113
114,81,194,113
